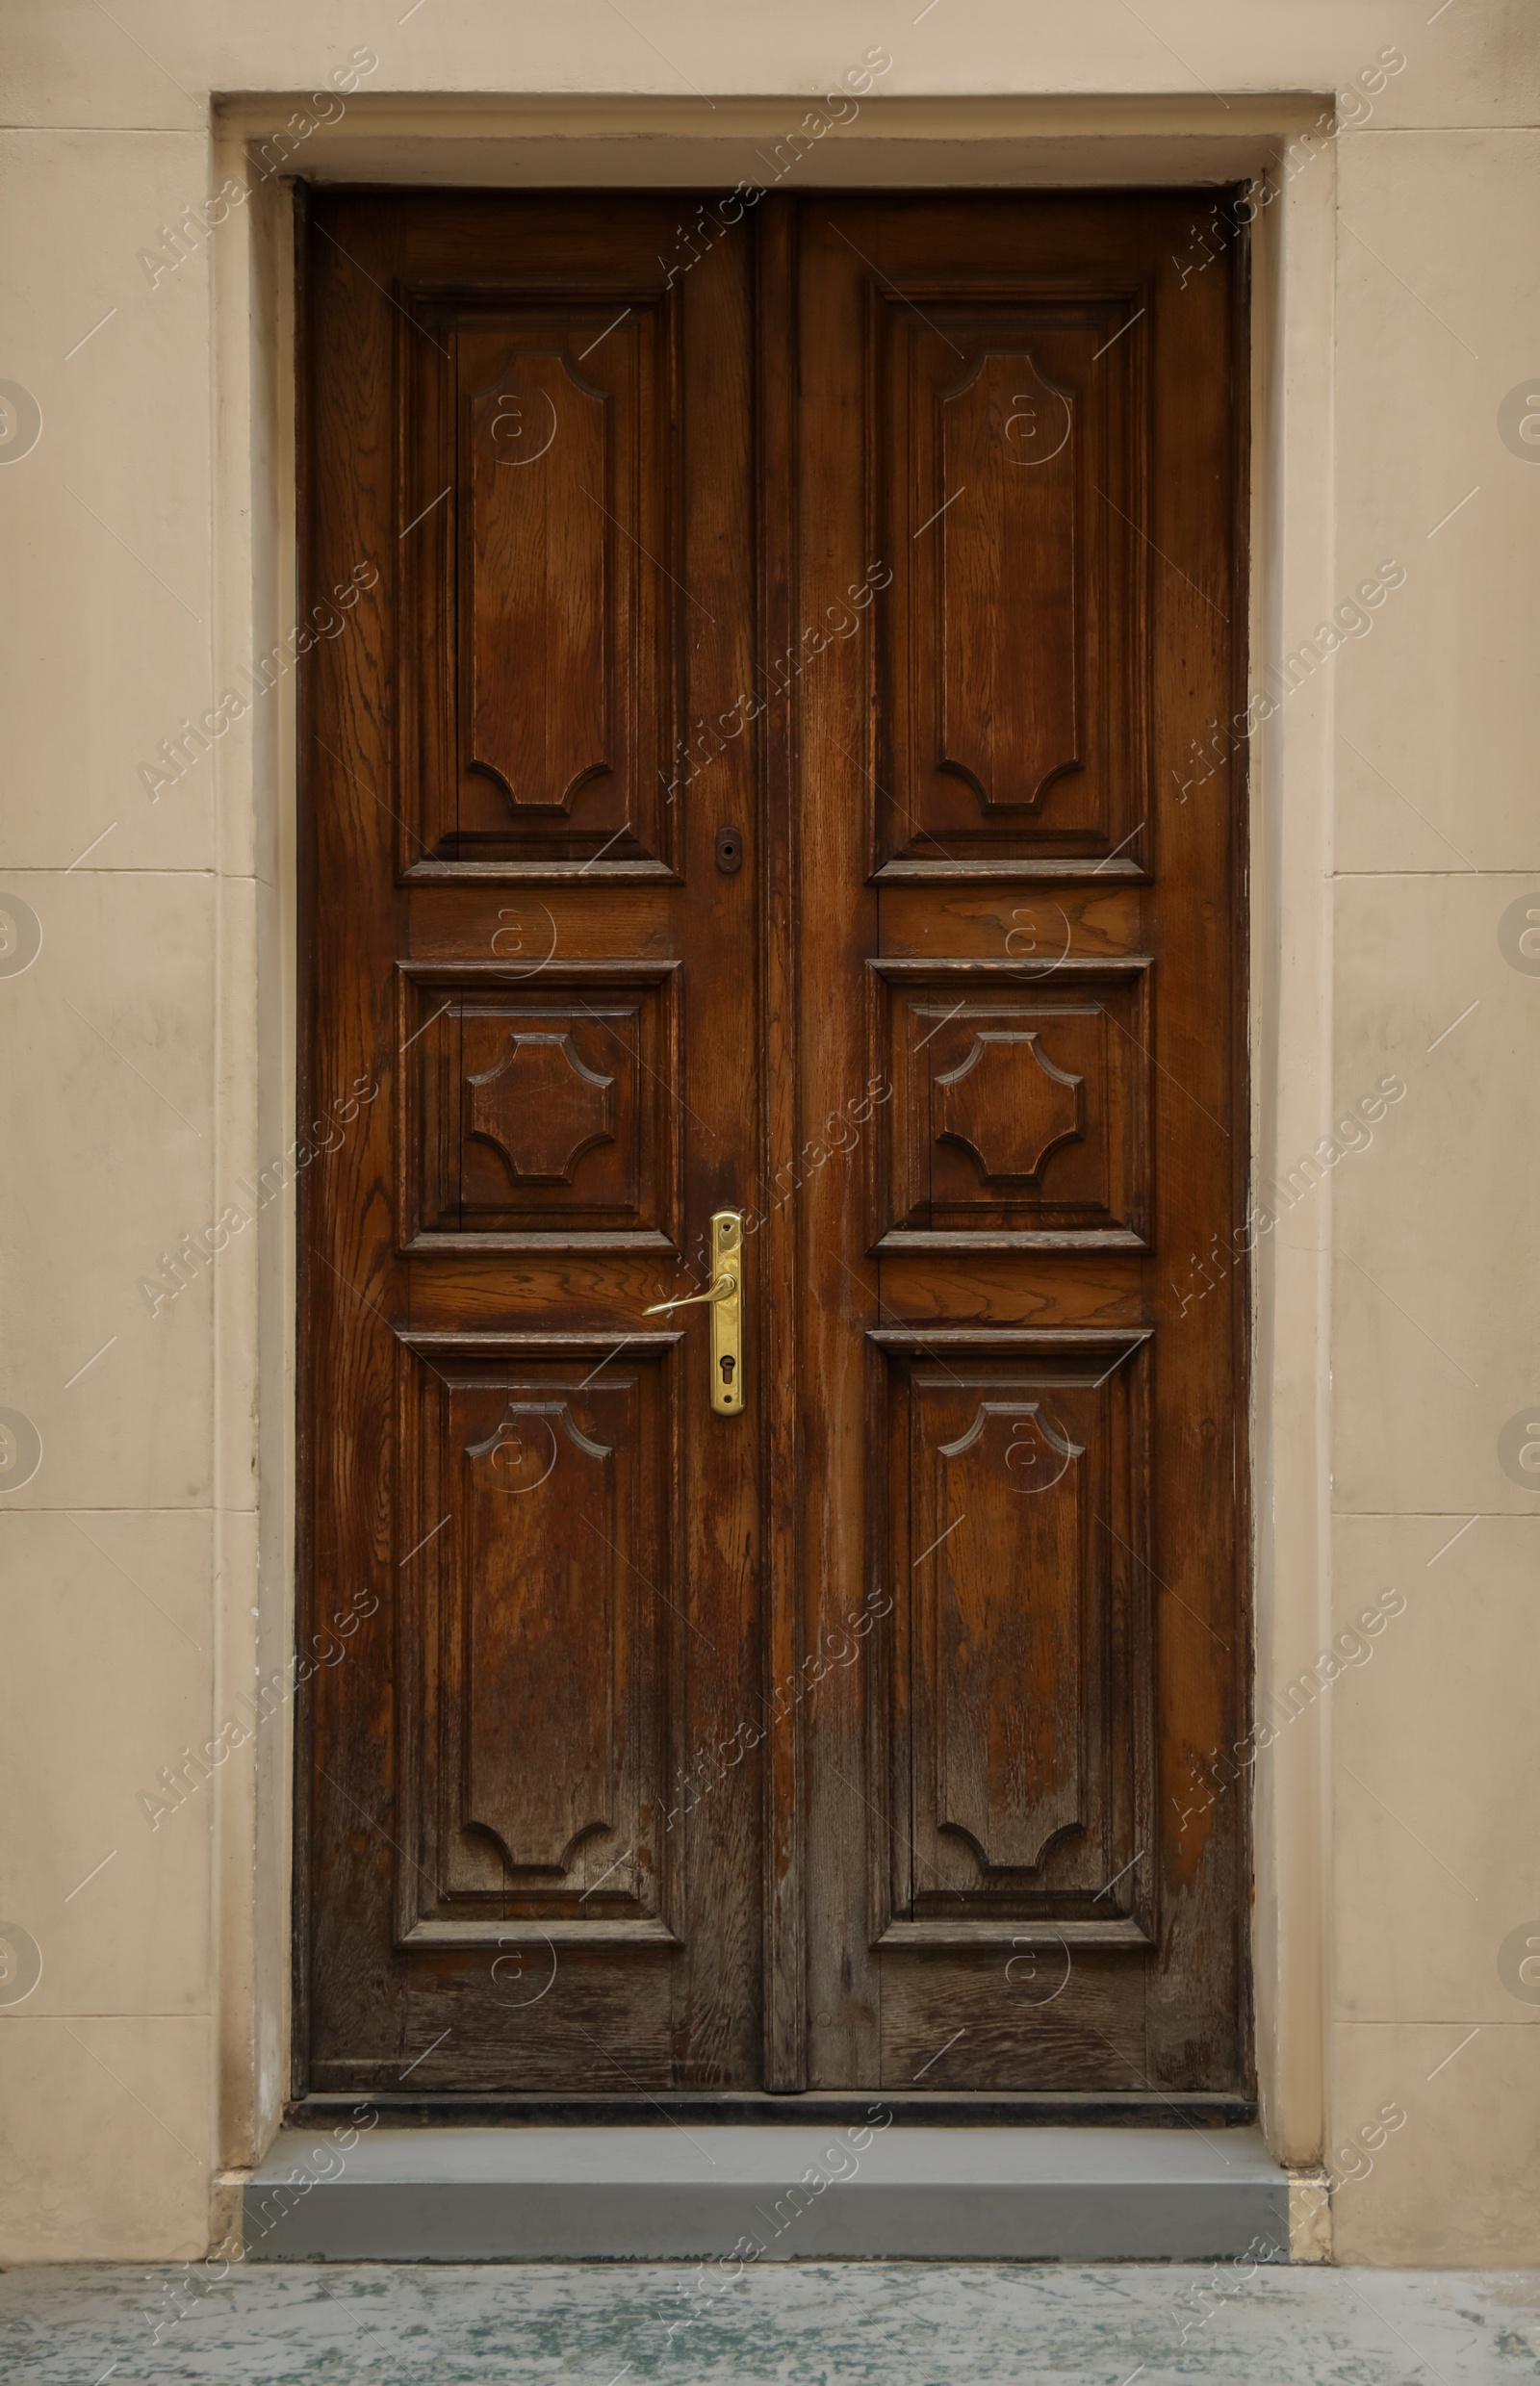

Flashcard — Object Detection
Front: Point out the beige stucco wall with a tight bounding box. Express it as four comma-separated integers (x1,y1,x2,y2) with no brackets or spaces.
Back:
0,1,1535,2267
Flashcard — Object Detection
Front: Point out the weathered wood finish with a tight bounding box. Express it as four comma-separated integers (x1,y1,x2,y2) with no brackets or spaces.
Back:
297,190,1249,2105
397,959,682,1252
298,193,762,2095
796,195,1247,2099
869,1327,1154,1946
868,957,1153,1251
395,1331,682,1947
872,259,1149,875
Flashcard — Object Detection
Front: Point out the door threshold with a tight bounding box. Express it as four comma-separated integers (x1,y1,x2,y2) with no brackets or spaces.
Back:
291,2090,1257,2130
244,2121,1288,2263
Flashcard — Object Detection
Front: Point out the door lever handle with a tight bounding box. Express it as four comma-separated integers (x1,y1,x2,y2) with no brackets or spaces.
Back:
642,1274,734,1316
643,1210,744,1416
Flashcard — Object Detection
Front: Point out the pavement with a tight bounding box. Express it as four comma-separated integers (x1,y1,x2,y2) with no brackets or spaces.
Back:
3,2258,1540,2383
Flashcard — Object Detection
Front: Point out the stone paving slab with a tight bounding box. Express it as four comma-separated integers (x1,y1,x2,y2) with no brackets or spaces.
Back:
2,2260,1540,2384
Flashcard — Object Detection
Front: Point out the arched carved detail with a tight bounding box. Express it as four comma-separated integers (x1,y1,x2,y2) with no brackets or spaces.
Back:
933,1029,1084,1187
467,1031,616,1187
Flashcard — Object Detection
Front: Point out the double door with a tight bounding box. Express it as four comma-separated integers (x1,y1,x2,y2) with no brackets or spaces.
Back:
296,187,1249,2105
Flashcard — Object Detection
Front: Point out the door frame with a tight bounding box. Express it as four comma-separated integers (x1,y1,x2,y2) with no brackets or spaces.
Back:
208,89,1339,2178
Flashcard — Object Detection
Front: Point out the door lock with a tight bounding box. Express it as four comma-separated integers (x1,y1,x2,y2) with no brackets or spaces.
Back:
643,1209,744,1417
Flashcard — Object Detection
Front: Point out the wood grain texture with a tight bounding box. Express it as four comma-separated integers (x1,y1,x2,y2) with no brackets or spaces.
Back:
463,346,609,813
938,349,1079,808
398,959,681,1253
395,1334,680,1941
298,192,762,2096
872,262,1150,878
406,281,680,880
756,200,808,2092
934,1031,1084,1188
796,194,1248,2102
867,1329,1153,1952
868,956,1153,1252
296,189,1250,2107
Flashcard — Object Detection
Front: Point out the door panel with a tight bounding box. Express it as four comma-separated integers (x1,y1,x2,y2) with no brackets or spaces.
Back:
397,960,682,1252
873,276,1149,871
870,1329,1153,1940
792,197,1245,2098
396,1332,680,1948
868,957,1153,1250
299,192,763,2096
297,189,1248,2110
402,275,681,876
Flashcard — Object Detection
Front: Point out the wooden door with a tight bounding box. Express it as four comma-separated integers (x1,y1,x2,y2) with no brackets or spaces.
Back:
788,198,1249,2103
297,192,767,2098
296,189,1248,2113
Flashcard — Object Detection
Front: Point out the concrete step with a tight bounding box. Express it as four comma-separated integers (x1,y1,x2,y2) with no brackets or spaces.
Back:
243,2122,1291,2263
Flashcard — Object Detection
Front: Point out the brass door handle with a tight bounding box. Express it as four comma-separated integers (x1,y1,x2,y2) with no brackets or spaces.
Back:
643,1210,743,1416
643,1277,734,1315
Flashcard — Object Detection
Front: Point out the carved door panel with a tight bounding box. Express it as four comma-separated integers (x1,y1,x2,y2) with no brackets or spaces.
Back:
793,198,1248,2099
297,190,1248,2110
298,193,765,2096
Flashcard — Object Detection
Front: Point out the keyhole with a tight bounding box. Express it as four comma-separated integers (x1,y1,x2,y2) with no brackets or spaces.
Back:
719,1353,735,1404
714,825,743,875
